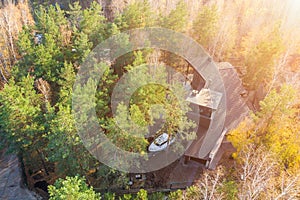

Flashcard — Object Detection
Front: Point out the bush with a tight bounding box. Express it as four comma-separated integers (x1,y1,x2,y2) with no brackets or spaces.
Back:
48,176,101,200
168,190,183,200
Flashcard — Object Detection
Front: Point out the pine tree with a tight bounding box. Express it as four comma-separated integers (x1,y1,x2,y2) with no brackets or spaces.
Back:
47,103,97,176
0,75,45,153
72,31,92,62
96,64,118,122
57,62,76,105
68,1,83,30
160,0,188,32
80,1,106,47
119,0,155,31
193,4,219,50
33,33,64,82
35,4,69,45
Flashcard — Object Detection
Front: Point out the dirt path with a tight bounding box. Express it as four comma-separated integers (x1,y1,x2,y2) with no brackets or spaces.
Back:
0,153,39,200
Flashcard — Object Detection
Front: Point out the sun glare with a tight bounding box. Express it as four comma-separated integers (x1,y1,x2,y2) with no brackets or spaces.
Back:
286,0,300,26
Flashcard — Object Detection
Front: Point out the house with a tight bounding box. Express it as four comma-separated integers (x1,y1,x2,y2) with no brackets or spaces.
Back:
186,88,223,129
183,62,249,169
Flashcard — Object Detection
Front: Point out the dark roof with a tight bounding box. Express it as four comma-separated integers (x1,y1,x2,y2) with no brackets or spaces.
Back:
218,62,249,130
184,62,249,160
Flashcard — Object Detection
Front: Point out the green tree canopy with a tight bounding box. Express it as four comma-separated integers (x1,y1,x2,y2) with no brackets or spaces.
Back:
48,176,101,200
0,75,45,152
159,0,188,32
119,0,155,31
193,4,219,49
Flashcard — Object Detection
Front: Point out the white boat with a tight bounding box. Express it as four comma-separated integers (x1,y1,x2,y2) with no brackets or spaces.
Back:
148,133,175,152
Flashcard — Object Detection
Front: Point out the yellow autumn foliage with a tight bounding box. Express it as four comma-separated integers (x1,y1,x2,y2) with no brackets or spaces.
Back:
228,84,300,170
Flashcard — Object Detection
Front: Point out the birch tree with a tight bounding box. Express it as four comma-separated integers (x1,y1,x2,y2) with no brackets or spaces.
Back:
237,145,277,200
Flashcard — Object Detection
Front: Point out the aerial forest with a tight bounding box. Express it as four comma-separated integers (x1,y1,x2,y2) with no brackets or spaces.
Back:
0,0,299,199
